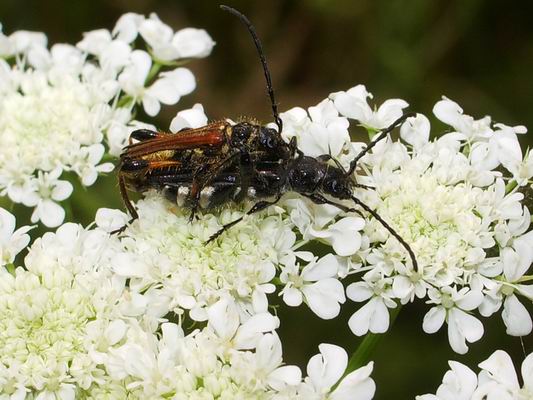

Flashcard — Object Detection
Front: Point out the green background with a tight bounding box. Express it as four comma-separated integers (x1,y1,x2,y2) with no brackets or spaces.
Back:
1,0,533,398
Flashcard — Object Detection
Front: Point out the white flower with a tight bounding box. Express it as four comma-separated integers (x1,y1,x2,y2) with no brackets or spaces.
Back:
95,208,129,233
330,84,409,130
68,143,114,186
287,198,365,256
22,168,73,228
0,207,32,266
346,272,396,336
492,123,532,186
104,319,300,398
495,230,533,336
207,297,279,351
416,361,478,400
108,92,533,356
77,29,113,56
112,12,145,43
400,113,431,149
138,14,179,61
138,14,214,62
299,344,375,400
433,97,493,142
142,68,196,116
235,333,303,393
423,287,484,354
173,28,216,58
118,50,196,116
280,253,346,319
419,350,533,400
476,350,533,399
170,103,208,132
280,99,350,158
7,30,47,55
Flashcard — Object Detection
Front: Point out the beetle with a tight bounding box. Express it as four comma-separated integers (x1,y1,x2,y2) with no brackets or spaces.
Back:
116,5,418,270
118,116,294,221
118,4,292,222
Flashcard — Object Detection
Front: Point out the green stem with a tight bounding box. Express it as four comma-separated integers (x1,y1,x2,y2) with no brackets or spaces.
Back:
101,153,118,163
505,180,517,194
363,125,380,140
517,275,533,283
145,62,162,85
5,263,15,275
344,304,402,375
117,95,133,108
271,277,282,286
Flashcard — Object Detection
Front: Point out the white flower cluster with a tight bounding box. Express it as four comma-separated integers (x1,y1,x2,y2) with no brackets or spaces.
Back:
278,87,533,355
418,350,533,400
100,298,374,400
109,91,533,360
0,207,374,399
0,219,131,399
2,78,532,397
0,14,214,227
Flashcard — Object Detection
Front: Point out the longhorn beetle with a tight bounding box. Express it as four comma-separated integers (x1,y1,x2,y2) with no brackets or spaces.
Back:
117,5,419,271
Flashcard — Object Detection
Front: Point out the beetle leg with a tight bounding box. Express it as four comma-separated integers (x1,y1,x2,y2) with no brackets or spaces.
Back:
354,184,375,190
129,129,161,144
189,151,242,220
302,193,364,218
234,149,252,202
288,136,304,158
318,154,347,173
118,174,139,220
206,194,282,243
111,175,139,235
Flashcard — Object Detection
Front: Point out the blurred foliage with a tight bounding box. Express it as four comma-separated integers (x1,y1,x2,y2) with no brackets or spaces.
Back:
1,0,533,398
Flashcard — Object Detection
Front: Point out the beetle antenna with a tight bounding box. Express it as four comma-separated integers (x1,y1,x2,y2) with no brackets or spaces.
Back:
220,5,283,134
351,195,418,272
346,112,416,176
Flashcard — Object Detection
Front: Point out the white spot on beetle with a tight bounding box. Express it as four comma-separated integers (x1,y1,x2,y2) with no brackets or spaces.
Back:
247,187,257,198
199,186,215,208
177,186,189,206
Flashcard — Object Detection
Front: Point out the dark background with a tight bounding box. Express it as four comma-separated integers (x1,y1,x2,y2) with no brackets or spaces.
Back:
2,0,532,398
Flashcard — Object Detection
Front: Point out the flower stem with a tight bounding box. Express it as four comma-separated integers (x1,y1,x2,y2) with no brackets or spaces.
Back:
117,95,133,108
518,275,533,283
146,62,162,85
344,304,402,375
505,180,517,193
6,263,15,275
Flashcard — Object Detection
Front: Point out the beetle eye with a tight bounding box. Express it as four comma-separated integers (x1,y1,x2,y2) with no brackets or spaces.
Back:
260,127,279,149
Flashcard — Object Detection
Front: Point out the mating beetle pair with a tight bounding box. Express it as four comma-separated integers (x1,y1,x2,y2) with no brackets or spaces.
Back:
117,5,418,270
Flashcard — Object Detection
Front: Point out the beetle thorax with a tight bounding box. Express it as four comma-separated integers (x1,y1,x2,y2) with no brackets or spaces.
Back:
287,156,327,194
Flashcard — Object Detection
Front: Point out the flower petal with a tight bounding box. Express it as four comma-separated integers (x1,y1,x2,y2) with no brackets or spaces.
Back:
307,344,347,391
502,295,532,336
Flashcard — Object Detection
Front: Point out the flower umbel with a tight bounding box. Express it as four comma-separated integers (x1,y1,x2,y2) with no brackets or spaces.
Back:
330,92,533,353
0,223,130,398
0,13,213,227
